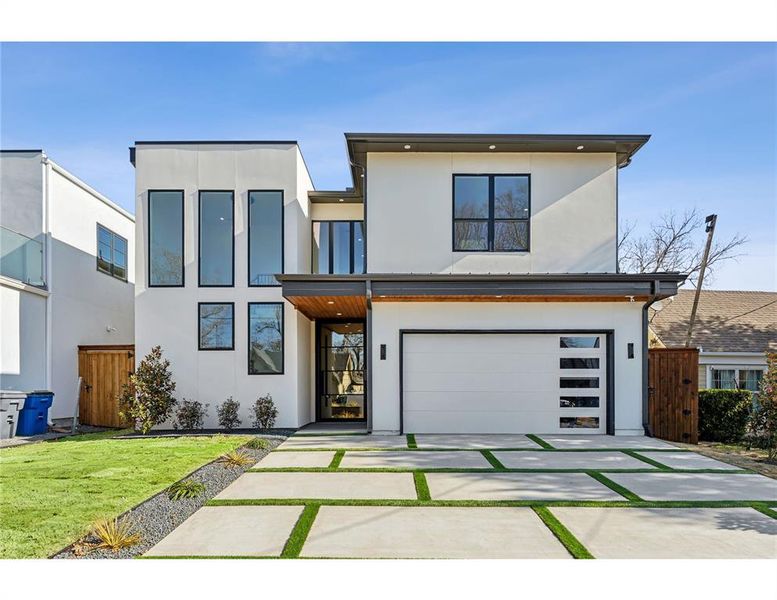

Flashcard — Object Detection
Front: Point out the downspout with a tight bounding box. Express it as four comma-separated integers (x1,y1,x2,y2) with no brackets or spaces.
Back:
365,279,373,433
642,279,660,435
42,153,54,420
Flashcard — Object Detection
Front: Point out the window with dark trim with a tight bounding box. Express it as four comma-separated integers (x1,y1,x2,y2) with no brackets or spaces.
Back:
312,221,365,274
148,190,184,287
560,336,600,348
560,377,600,388
198,191,234,287
560,396,600,408
560,358,600,369
453,174,530,252
248,190,283,286
198,303,234,350
248,302,284,374
97,224,128,281
560,416,600,429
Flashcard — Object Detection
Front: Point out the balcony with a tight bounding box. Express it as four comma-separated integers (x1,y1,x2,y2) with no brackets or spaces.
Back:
0,226,45,287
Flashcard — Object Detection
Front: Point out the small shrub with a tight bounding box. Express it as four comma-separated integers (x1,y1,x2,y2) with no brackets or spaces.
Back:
92,516,141,552
219,449,254,468
167,479,206,500
173,399,208,430
749,352,777,461
245,437,269,450
118,346,177,433
216,396,242,431
251,393,278,429
699,389,752,443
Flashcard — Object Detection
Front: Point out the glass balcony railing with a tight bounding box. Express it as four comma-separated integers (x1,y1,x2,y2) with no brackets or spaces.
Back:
0,226,45,287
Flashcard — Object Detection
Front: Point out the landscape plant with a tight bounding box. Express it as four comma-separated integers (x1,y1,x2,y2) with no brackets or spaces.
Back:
167,479,206,500
251,393,278,429
118,345,177,433
219,449,254,468
91,516,141,552
698,389,751,442
245,437,269,450
216,396,242,430
173,399,208,430
749,352,777,461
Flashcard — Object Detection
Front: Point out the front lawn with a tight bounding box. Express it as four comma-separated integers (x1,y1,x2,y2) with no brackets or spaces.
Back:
0,431,251,558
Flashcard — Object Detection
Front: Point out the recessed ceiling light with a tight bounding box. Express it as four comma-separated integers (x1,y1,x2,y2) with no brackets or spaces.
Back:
338,198,344,202
327,301,334,305
489,144,496,150
336,312,342,316
379,295,386,298
576,145,585,150
403,144,411,150
495,295,503,298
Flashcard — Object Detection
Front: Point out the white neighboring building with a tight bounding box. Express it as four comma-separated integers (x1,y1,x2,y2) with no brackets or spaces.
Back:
0,150,135,420
131,134,685,435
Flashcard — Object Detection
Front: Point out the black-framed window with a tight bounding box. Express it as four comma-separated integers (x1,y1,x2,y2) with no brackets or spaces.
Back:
312,221,365,274
248,302,284,374
198,191,234,287
249,190,283,286
198,303,234,351
453,174,530,252
96,224,128,281
148,190,184,287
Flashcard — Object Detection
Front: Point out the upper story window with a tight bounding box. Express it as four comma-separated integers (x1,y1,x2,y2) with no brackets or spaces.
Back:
198,191,234,287
97,224,128,281
249,190,283,286
453,174,530,252
312,221,365,274
148,190,184,287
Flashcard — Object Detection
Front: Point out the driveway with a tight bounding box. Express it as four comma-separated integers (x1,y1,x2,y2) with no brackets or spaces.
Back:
144,433,777,559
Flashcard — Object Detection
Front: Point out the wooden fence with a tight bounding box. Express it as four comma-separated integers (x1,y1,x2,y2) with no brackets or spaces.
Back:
648,347,699,444
77,345,134,427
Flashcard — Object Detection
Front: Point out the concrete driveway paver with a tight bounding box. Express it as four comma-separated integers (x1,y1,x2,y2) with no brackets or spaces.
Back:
277,435,408,450
605,472,777,501
144,506,302,557
339,450,491,469
539,435,677,450
492,450,656,470
414,434,542,449
426,472,623,500
214,472,418,500
300,506,571,559
252,451,336,469
552,507,777,558
635,451,742,471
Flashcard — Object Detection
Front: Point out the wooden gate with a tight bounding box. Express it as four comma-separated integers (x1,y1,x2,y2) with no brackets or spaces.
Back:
648,348,699,444
78,345,134,427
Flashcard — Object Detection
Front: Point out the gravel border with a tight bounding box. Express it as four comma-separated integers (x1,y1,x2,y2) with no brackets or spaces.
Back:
51,435,285,559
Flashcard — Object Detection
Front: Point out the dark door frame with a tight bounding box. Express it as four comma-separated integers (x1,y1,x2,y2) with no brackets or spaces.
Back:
315,318,368,423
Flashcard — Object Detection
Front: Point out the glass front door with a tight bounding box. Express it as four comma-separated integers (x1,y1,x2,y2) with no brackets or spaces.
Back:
317,321,365,421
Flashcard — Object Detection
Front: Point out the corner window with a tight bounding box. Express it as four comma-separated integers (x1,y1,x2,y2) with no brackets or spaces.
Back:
312,221,365,274
148,190,184,286
199,191,234,287
248,303,284,374
198,303,234,350
249,190,283,286
453,175,529,252
96,224,128,281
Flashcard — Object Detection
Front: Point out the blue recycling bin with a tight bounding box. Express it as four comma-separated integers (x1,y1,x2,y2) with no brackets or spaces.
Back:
16,391,54,436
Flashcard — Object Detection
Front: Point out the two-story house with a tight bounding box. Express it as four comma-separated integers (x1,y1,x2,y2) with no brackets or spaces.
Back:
0,150,135,422
131,134,685,435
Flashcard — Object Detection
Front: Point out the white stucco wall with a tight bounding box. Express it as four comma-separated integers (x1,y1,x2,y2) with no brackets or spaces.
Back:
310,203,364,221
366,152,617,274
134,144,313,428
370,301,644,435
0,282,47,392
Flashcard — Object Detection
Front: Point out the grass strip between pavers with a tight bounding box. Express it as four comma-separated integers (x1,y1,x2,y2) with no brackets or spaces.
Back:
413,471,431,501
406,434,417,449
280,504,320,558
587,471,643,501
480,450,506,470
526,434,555,449
328,450,345,469
621,450,673,470
532,506,594,559
752,504,777,520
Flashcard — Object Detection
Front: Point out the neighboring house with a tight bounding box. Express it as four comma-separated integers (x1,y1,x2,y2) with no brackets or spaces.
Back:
0,150,135,421
650,290,776,397
131,134,684,435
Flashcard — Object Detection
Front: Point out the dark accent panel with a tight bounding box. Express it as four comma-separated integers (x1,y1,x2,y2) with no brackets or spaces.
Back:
560,358,600,369
371,279,668,297
282,280,367,297
627,343,635,359
380,344,386,360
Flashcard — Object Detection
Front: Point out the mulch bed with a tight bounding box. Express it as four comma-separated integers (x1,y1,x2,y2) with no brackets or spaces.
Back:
672,440,777,480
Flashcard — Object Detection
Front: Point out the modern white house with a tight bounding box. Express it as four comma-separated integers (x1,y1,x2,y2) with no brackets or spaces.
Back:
0,150,135,421
131,134,685,435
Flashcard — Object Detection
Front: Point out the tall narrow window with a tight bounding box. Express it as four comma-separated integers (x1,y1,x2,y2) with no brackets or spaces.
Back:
199,191,234,286
198,303,234,350
148,190,184,286
248,190,283,286
97,224,128,281
312,221,365,274
248,303,284,374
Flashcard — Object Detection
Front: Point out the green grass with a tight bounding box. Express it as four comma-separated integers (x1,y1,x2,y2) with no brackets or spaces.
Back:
532,506,593,559
328,450,345,469
413,471,431,501
621,450,672,470
752,504,777,520
281,504,320,558
480,450,506,470
526,434,554,449
586,472,643,501
406,434,417,449
0,431,251,558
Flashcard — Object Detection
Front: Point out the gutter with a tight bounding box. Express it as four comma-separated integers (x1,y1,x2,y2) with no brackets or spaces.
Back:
642,279,661,435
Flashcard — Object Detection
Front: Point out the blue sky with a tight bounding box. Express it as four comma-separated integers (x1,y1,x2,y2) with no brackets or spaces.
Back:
1,42,774,290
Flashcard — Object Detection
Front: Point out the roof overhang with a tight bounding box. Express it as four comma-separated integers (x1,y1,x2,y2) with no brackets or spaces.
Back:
308,189,363,204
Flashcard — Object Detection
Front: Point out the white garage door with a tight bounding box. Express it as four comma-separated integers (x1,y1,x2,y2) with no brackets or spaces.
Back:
402,332,607,434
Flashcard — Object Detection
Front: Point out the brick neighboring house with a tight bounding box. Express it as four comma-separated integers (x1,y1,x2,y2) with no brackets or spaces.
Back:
649,290,777,396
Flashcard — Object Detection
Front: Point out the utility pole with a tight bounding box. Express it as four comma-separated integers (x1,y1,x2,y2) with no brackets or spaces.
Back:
685,214,717,347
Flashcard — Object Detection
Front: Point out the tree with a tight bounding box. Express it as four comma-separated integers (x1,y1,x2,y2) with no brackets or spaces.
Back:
618,208,747,286
750,352,777,462
118,346,177,433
